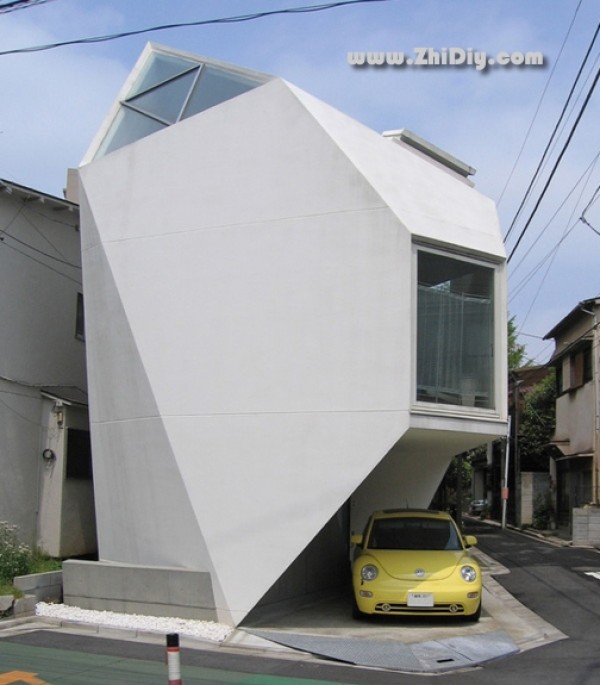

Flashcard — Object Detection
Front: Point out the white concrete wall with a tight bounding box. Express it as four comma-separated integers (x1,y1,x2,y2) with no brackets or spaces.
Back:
0,193,84,387
36,397,65,555
79,72,507,624
520,471,550,526
555,383,594,454
0,380,42,545
0,189,86,547
37,402,96,557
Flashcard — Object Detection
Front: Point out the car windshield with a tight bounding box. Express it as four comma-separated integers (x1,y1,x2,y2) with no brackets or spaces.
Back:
367,517,462,551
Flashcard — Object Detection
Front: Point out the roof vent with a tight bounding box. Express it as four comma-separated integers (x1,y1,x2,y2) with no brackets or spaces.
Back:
382,128,476,178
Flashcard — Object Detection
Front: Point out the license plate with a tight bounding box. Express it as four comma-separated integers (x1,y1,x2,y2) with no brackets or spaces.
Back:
408,592,434,607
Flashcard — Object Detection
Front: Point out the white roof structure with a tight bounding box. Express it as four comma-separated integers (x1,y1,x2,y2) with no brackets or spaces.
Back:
78,44,507,625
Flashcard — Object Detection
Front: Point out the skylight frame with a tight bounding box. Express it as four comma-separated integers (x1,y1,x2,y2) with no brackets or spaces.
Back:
81,43,274,165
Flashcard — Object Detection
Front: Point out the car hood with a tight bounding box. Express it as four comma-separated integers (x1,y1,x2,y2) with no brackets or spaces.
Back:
365,550,474,581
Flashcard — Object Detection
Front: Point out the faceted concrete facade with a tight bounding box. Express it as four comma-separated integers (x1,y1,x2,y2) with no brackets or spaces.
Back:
78,45,507,625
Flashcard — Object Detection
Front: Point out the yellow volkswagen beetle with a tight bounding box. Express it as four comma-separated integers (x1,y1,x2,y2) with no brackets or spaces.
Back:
351,509,482,620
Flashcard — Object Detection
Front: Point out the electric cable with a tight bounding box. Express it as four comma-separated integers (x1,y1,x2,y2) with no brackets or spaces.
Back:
0,0,55,14
497,0,583,209
0,238,82,284
504,20,599,242
0,0,390,56
1,230,81,268
510,151,600,281
507,65,600,263
1,196,81,268
580,183,600,235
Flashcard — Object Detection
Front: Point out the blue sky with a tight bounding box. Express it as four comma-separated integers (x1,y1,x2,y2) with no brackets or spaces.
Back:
1,0,598,363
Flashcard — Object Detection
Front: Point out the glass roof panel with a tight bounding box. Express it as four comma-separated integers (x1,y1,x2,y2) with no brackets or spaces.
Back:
95,107,166,158
89,47,272,160
182,65,262,119
128,51,199,97
126,69,200,124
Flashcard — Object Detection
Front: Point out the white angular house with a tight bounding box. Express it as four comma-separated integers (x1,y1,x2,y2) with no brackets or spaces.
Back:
71,43,508,626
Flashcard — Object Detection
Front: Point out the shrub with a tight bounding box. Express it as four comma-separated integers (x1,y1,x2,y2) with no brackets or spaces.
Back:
0,521,32,582
532,494,554,530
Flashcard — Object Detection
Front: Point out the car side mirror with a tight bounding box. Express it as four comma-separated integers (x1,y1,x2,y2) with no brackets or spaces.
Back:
350,534,363,546
464,535,478,548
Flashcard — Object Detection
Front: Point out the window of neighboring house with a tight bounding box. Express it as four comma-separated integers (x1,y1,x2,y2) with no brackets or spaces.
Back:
569,342,593,389
75,292,85,341
416,249,495,409
556,362,564,395
583,343,593,383
66,428,93,479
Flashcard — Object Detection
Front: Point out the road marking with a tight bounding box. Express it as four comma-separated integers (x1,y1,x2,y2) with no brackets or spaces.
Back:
584,571,600,580
0,673,51,685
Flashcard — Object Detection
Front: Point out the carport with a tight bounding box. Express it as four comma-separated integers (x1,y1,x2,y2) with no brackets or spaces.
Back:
239,551,566,673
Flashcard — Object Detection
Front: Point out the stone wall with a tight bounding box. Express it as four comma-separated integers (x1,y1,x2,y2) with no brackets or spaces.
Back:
573,507,600,546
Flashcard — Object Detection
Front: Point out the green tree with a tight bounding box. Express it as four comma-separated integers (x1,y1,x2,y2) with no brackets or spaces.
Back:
518,371,557,471
432,454,472,512
508,315,528,369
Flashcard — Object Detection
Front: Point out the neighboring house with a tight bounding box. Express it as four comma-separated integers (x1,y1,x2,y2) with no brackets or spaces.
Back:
544,297,600,535
71,43,508,626
509,366,555,527
0,179,96,558
469,366,552,526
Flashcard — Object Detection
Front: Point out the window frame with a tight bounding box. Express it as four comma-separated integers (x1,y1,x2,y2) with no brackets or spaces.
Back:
412,243,502,416
75,292,85,342
65,428,93,480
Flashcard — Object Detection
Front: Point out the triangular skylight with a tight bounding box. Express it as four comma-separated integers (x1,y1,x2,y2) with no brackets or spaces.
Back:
89,44,273,160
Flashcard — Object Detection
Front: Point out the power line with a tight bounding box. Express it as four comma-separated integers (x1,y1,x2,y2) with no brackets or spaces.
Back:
0,238,82,284
581,215,600,236
1,195,81,269
504,20,600,242
507,65,600,263
0,230,81,268
497,0,584,209
0,0,390,57
509,151,600,280
580,183,600,235
0,0,55,13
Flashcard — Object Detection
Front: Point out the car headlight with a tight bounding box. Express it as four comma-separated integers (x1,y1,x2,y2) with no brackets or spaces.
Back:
460,565,477,582
360,564,379,581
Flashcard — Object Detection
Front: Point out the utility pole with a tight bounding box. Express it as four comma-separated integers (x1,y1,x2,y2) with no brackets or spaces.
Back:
502,415,512,529
593,305,600,505
456,452,463,531
513,378,523,527
582,302,600,505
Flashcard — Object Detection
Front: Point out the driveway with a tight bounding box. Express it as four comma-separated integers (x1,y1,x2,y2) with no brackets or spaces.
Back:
239,546,566,673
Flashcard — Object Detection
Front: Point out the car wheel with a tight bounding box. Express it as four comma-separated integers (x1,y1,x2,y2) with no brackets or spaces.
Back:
464,600,482,622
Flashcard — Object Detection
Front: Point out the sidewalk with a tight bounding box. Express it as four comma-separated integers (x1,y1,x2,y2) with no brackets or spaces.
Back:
466,513,574,548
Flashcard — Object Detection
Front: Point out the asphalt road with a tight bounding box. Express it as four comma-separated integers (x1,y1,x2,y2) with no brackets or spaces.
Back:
2,520,600,685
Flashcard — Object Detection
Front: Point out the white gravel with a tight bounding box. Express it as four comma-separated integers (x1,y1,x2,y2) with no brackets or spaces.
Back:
35,602,233,642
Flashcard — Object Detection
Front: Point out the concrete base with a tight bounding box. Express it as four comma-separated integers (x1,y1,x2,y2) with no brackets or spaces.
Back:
62,559,217,621
13,595,37,617
14,570,63,603
0,594,38,618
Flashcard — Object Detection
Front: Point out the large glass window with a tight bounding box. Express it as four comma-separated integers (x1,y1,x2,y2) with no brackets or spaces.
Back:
417,250,495,409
